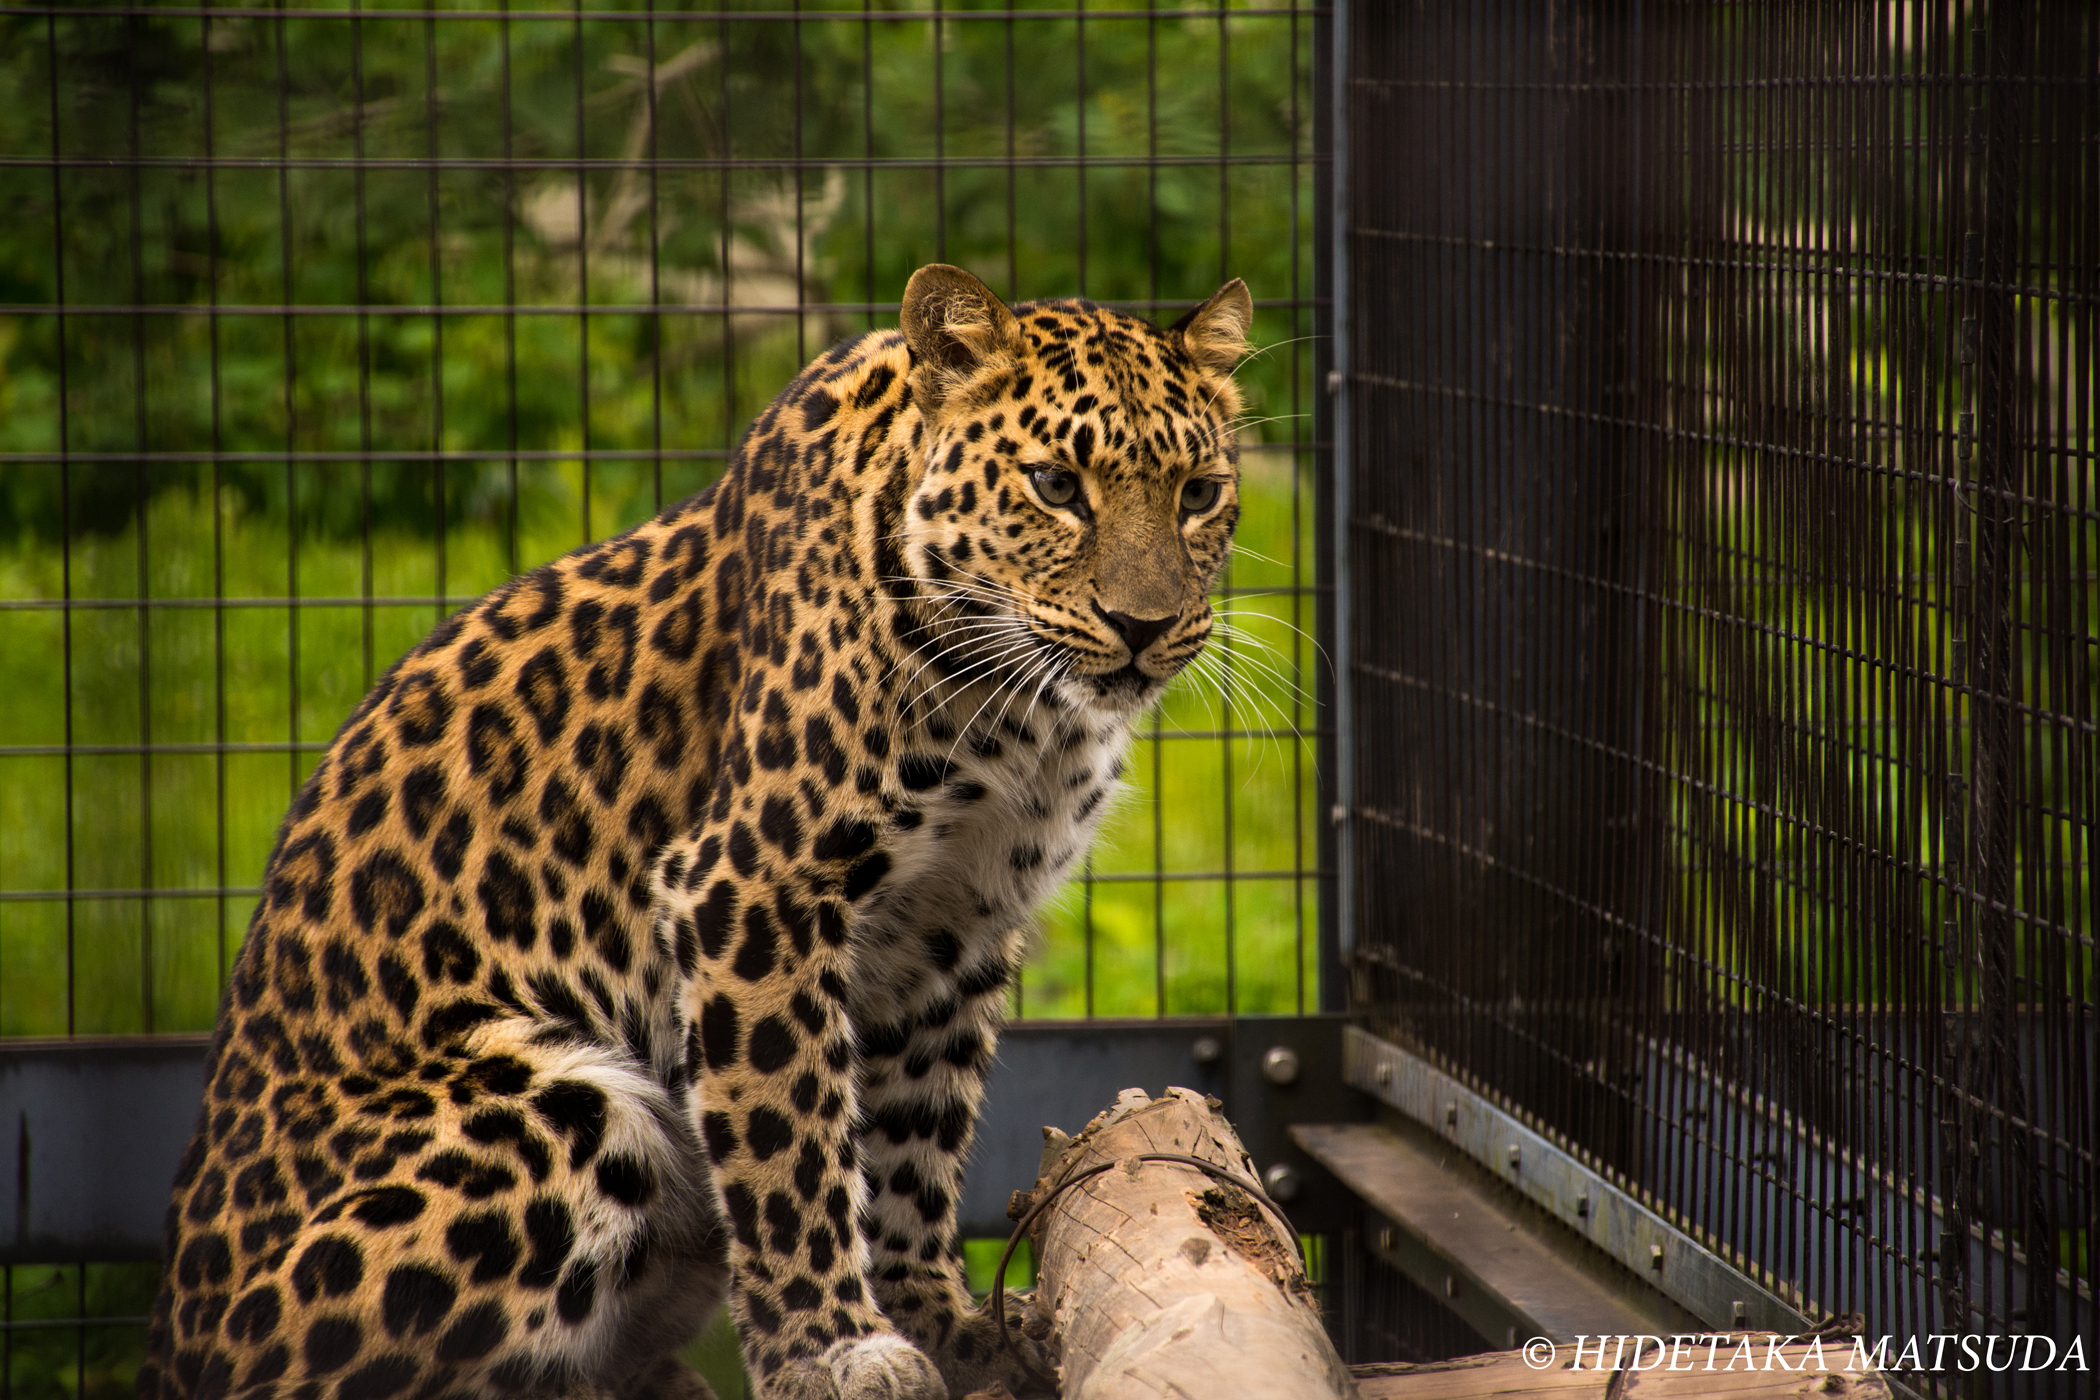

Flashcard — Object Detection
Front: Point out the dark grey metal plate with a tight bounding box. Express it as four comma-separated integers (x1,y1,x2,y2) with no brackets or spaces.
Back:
0,1017,1357,1261
2,1035,212,1263
960,1014,1362,1238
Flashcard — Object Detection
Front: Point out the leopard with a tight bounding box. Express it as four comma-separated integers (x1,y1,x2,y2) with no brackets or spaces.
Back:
137,262,1254,1400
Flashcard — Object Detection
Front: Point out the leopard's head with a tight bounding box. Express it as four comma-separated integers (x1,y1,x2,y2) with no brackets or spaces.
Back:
897,263,1253,716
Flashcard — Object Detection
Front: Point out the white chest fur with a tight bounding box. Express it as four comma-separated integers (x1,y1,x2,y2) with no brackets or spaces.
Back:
849,699,1133,1012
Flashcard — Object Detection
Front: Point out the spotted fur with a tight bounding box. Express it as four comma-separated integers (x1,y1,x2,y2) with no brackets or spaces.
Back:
140,264,1253,1400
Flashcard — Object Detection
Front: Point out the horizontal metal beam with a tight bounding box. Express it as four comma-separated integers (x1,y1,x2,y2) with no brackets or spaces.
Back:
1339,1027,1810,1336
1295,1120,1696,1348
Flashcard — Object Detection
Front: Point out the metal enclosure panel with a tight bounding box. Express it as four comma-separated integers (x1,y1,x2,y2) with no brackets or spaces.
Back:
0,1021,1360,1257
1334,3,2099,1384
2,1036,211,1263
925,1014,1367,1238
961,1020,1232,1238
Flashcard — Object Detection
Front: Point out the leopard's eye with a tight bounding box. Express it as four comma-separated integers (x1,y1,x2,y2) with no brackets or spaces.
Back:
1179,477,1223,514
1032,469,1082,509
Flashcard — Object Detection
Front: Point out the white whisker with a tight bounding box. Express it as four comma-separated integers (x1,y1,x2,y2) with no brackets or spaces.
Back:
1209,610,1330,678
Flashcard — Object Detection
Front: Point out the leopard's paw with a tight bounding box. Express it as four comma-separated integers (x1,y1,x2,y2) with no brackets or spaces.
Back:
611,1355,719,1400
765,1334,945,1400
928,1299,1057,1400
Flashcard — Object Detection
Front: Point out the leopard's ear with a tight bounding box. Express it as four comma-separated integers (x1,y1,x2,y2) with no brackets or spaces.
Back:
1170,278,1254,378
900,264,1023,413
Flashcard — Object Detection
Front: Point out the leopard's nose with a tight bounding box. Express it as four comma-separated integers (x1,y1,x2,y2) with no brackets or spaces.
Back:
1092,600,1178,659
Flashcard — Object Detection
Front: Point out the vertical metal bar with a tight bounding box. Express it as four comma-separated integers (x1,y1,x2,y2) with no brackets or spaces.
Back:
645,0,662,509
1546,0,1572,1134
45,8,76,1038
1888,7,1933,1336
274,0,301,799
1216,2,1235,1017
1751,0,1784,1304
2057,0,2100,1345
1908,4,1940,1341
864,0,876,328
1002,7,1015,301
717,0,735,469
1310,0,1339,1017
2069,0,2100,1336
1451,0,1484,1090
1973,0,2041,1347
1623,0,1657,1218
1147,0,1164,1018
1149,721,1162,1015
1840,0,1867,1327
1082,849,1095,1019
1941,3,1982,1341
1287,0,1306,1016
203,1,229,992
931,0,943,269
1926,0,1960,1341
575,6,592,545
1886,0,1930,1333
1074,4,1085,296
1216,6,1229,276
1327,0,1354,969
127,6,153,1034
792,0,806,367
1146,2,1158,300
1074,2,1094,1012
353,0,375,692
1792,0,1822,1314
429,8,449,598
500,0,520,577
1838,6,1865,1328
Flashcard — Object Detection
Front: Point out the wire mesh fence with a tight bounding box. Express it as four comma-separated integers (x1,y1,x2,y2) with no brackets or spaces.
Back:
0,3,1322,1392
1340,0,2093,1392
0,0,1325,1039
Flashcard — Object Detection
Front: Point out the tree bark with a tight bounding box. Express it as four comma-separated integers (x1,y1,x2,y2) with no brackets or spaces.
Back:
1005,1086,1358,1400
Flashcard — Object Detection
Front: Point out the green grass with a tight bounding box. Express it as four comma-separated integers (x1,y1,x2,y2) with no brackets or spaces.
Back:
0,444,1320,1036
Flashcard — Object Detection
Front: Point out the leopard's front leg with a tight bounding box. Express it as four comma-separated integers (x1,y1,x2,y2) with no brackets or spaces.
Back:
658,801,942,1400
852,928,1054,1398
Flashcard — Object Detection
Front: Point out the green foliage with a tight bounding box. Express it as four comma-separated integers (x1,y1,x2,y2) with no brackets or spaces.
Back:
0,1262,160,1400
0,456,1321,1037
962,1237,1035,1298
0,8,1319,1389
0,0,1322,1033
1,2,1318,540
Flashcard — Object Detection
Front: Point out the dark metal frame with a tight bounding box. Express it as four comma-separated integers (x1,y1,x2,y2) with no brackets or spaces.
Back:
1333,1,2095,1393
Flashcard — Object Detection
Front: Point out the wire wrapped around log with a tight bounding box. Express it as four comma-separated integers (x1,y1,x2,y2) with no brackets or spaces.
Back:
988,1150,1301,1391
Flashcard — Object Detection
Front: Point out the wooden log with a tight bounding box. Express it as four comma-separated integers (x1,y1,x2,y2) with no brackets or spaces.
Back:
1349,1353,1609,1399
1003,1086,1358,1400
986,1091,1887,1400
